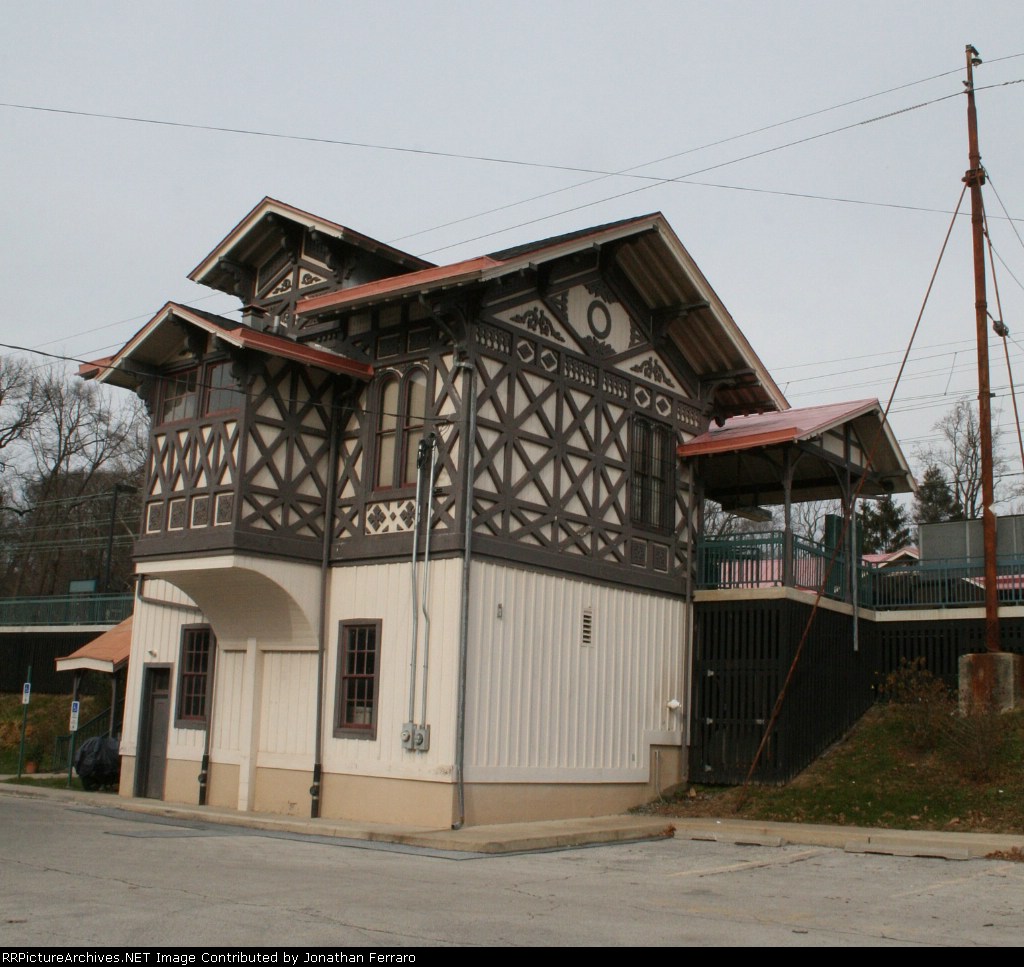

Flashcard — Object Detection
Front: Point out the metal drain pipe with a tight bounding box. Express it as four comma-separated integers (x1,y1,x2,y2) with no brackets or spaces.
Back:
405,438,428,737
452,359,477,829
418,434,439,736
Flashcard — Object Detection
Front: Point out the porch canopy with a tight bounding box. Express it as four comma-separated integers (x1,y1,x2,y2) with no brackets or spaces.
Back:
55,616,132,675
678,398,915,514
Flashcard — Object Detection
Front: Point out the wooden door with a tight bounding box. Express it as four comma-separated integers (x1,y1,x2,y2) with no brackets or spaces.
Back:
136,667,170,799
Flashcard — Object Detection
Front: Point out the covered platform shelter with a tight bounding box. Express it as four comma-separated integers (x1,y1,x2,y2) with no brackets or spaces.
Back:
55,616,133,739
679,399,915,596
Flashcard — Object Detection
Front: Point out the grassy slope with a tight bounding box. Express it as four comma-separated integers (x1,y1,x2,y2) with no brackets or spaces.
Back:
0,692,101,773
645,704,1024,834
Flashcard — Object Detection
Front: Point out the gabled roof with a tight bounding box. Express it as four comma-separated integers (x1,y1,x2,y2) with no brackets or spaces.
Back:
81,303,374,388
188,196,431,292
680,399,916,506
863,545,919,566
297,212,787,417
55,617,132,675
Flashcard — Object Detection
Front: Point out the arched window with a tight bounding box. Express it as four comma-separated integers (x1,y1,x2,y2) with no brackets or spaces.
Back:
631,416,674,530
375,369,428,489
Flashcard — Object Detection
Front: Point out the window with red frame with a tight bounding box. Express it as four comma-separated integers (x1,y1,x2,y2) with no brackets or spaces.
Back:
176,625,214,728
334,620,380,739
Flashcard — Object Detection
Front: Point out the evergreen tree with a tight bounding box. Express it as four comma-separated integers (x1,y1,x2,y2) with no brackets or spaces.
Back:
913,463,961,524
860,494,912,554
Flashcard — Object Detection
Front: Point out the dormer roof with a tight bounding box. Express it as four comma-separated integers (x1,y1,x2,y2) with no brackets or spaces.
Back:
188,196,431,296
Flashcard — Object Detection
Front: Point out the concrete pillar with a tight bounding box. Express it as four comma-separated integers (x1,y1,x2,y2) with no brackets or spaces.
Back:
958,652,1023,713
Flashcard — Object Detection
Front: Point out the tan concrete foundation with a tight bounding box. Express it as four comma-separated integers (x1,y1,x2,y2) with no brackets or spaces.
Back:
320,772,456,827
253,766,312,817
162,757,202,805
119,744,684,827
206,762,240,809
118,755,136,798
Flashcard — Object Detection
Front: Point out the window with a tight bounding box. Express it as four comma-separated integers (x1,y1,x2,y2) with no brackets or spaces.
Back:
374,369,427,489
204,361,238,415
159,369,198,423
176,625,214,728
158,360,239,425
334,620,381,739
630,416,674,530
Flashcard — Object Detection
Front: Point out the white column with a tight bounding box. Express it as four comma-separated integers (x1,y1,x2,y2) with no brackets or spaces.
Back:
236,637,263,812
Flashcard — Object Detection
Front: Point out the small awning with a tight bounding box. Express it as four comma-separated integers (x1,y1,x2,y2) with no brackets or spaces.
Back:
679,399,915,508
55,617,132,675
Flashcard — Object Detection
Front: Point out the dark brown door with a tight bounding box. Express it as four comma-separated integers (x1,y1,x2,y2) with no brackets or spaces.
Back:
136,667,170,799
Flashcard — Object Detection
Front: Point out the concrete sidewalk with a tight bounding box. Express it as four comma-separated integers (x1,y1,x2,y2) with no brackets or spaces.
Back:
3,777,1022,859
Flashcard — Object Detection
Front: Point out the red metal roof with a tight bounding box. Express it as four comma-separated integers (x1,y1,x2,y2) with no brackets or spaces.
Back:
679,399,880,457
299,256,500,315
55,617,132,674
296,215,660,317
84,304,373,386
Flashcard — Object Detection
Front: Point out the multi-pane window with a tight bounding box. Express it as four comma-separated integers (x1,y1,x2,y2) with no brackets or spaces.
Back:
204,361,238,415
160,369,199,423
630,416,675,530
158,360,239,425
334,621,381,739
176,625,214,728
375,369,427,489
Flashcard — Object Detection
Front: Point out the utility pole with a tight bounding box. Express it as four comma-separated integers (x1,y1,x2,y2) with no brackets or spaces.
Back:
964,44,1000,653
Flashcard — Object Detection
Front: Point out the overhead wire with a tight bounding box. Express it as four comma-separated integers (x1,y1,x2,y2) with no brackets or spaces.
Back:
388,61,971,245
982,193,1024,476
418,89,973,257
16,64,1024,356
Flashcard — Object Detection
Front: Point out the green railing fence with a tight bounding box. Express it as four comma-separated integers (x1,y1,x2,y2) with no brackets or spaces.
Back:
0,594,133,627
697,532,1024,610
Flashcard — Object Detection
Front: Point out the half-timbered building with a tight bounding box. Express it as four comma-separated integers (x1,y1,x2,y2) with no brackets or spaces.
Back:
88,197,797,825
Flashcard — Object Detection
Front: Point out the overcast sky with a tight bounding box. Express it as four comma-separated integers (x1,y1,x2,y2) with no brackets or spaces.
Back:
3,1,1023,488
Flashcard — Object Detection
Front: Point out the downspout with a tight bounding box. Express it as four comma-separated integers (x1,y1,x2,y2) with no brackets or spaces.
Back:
844,424,859,652
197,641,217,806
418,433,439,736
310,379,344,819
405,439,427,738
452,357,477,829
681,459,696,760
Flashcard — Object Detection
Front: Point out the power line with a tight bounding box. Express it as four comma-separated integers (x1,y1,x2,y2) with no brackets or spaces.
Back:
418,89,973,257
388,61,973,245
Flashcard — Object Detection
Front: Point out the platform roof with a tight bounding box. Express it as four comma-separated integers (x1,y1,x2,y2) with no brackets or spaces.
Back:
679,399,915,508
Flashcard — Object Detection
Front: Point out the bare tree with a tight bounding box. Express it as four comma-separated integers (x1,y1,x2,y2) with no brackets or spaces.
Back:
0,367,147,596
789,499,842,543
919,399,1006,520
0,356,41,462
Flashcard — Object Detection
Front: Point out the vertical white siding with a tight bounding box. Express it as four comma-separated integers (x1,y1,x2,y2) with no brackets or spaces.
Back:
465,560,687,781
323,558,462,780
210,648,245,759
121,581,203,758
258,650,318,764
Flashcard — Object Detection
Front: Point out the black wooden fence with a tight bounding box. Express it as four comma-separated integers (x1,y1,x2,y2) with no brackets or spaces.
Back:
691,598,1024,784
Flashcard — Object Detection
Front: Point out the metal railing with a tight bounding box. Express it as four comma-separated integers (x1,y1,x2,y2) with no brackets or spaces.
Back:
0,594,134,627
53,707,113,771
697,532,1024,611
698,531,838,594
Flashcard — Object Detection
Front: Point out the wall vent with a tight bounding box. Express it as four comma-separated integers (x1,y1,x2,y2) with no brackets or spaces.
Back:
581,606,593,647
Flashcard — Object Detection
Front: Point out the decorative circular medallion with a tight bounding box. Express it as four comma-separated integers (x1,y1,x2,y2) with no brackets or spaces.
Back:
587,300,612,340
